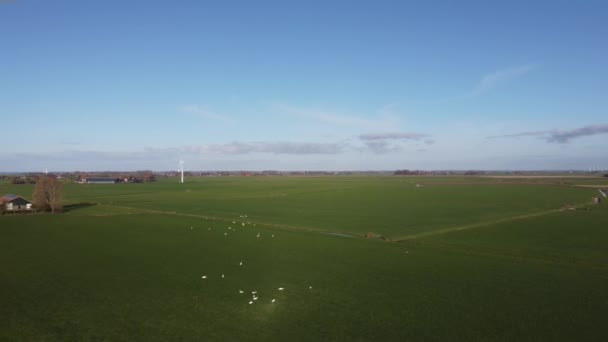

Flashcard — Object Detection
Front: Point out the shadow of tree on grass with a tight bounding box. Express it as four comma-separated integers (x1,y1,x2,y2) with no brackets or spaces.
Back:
62,203,96,213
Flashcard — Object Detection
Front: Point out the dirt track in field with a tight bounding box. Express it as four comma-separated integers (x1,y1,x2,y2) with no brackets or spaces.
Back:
417,181,585,187
478,175,603,179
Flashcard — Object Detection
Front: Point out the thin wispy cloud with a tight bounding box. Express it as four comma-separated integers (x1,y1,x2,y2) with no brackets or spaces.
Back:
9,133,433,167
470,64,537,97
12,150,153,162
359,132,428,141
488,124,608,143
8,141,348,166
442,64,538,102
149,141,347,155
181,105,237,124
275,104,397,130
487,131,547,139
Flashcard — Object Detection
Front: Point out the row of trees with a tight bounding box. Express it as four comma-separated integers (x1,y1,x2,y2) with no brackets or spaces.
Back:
394,170,456,175
4,172,157,184
394,170,430,175
9,176,37,184
74,171,156,182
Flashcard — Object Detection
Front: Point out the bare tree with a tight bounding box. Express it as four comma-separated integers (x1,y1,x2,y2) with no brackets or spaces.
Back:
32,176,63,213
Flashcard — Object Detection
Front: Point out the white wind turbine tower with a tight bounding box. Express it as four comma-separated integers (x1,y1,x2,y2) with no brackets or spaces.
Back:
178,160,184,183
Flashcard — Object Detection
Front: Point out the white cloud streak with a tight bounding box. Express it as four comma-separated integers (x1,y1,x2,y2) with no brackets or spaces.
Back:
146,141,347,155
359,132,428,141
275,104,397,130
440,64,538,102
181,105,237,124
470,64,537,96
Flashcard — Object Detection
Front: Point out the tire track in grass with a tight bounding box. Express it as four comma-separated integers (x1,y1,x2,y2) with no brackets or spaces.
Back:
94,203,363,238
87,202,592,244
394,202,608,272
394,207,582,242
96,204,608,273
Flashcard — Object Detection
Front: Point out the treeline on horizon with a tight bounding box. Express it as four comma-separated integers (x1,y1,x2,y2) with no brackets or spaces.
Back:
1,170,607,183
1,171,157,184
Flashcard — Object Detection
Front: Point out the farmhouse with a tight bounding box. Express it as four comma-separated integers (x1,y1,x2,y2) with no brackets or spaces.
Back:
1,194,33,212
81,177,119,184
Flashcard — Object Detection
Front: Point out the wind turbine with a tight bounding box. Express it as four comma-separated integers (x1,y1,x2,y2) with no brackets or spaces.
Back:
178,160,184,183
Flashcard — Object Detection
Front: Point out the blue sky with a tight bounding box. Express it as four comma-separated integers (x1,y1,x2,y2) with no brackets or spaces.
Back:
1,0,607,171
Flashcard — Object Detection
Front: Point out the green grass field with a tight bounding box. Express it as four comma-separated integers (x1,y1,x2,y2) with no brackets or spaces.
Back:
1,176,608,341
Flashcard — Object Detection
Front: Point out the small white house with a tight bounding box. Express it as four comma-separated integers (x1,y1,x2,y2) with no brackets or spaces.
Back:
1,194,33,212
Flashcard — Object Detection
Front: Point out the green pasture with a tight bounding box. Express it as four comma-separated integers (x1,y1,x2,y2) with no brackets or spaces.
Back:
1,176,607,341
7,176,602,238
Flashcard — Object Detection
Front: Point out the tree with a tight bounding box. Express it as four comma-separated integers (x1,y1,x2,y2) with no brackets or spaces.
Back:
32,176,63,213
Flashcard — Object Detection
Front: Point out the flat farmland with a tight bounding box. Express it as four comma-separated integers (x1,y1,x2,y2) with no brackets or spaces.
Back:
61,176,600,238
1,176,607,341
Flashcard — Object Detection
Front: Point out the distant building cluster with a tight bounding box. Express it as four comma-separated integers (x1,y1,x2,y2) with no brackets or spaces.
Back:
394,169,458,176
79,177,121,184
